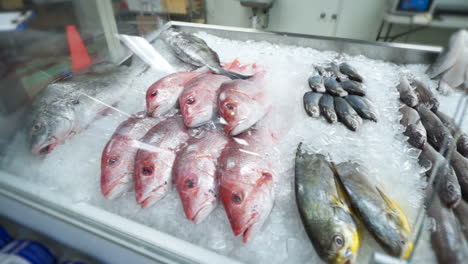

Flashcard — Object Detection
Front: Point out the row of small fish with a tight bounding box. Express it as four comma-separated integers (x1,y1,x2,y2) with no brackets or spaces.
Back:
295,145,412,264
308,62,365,96
304,92,378,131
101,114,276,243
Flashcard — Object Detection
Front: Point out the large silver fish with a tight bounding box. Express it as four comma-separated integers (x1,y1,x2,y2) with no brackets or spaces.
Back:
417,105,456,155
162,29,251,80
333,162,413,258
295,146,359,264
27,64,133,155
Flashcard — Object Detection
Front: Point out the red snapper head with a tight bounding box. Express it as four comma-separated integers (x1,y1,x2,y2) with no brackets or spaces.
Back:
100,136,135,199
176,158,218,224
134,150,173,208
179,88,214,128
218,88,262,136
220,171,274,242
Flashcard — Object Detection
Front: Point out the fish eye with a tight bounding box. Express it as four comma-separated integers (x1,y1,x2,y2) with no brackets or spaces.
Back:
226,103,235,111
151,90,158,97
333,235,344,247
32,123,42,132
108,156,118,164
185,179,195,188
142,166,154,175
186,97,195,105
232,192,243,203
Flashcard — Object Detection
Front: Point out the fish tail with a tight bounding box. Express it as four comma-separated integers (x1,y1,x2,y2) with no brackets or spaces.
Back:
210,66,252,80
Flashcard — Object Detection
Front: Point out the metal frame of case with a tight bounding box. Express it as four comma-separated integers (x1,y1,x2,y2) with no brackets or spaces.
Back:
0,21,442,264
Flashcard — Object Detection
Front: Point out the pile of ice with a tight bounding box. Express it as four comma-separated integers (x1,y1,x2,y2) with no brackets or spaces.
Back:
4,31,468,264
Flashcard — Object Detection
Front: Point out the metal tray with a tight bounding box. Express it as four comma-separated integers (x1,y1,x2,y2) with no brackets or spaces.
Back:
0,21,441,264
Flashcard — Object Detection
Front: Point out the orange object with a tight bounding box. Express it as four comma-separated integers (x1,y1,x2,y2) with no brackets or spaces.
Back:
66,25,91,71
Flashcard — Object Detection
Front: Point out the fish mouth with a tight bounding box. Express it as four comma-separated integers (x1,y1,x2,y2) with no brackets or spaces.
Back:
226,119,247,136
137,185,168,208
102,173,132,200
190,200,216,224
32,137,58,155
234,213,258,243
147,105,159,117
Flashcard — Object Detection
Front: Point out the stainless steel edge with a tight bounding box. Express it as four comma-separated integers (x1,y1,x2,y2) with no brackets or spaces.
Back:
0,178,203,264
163,21,441,64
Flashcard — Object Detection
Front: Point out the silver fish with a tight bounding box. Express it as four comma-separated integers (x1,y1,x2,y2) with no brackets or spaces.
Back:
308,75,326,93
326,63,347,81
27,65,133,155
339,63,363,83
400,105,427,149
435,111,468,158
319,94,338,124
412,79,439,111
397,75,419,107
303,92,322,118
325,77,348,97
417,105,456,155
345,95,378,122
334,97,362,131
162,29,251,80
340,80,365,96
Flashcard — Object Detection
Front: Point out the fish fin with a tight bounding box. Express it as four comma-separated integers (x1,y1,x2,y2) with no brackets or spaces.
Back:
209,66,252,80
376,186,411,234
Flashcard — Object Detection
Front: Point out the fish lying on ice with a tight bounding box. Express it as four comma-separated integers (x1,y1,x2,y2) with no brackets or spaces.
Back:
458,136,468,158
174,129,228,224
396,75,419,107
334,97,362,131
27,64,133,155
218,73,271,136
146,72,203,117
101,114,160,199
326,63,347,81
340,80,366,96
417,105,456,155
412,79,439,111
427,191,468,264
454,199,468,240
179,73,230,127
345,95,378,122
427,29,467,79
435,110,468,158
295,146,359,264
333,162,413,258
319,94,338,123
162,29,251,80
399,105,427,149
134,115,190,208
449,151,468,202
218,128,276,242
324,77,348,97
419,143,461,208
339,63,363,83
303,92,322,118
308,75,326,93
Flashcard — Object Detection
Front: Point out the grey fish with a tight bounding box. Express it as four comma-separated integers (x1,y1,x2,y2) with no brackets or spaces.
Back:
419,143,461,208
27,65,133,155
435,111,468,158
334,97,362,131
319,94,338,124
308,75,326,93
454,199,468,240
162,29,251,80
340,80,365,96
303,92,322,118
295,146,359,264
326,63,347,81
400,105,427,149
449,151,468,202
397,75,419,107
427,29,467,79
345,95,378,122
333,162,413,257
427,192,468,264
324,77,348,97
314,65,329,77
417,105,456,155
458,135,468,158
412,79,439,111
339,63,363,83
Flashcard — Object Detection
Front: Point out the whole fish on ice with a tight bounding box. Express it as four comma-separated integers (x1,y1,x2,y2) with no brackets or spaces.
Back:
162,29,251,80
340,80,365,96
339,63,363,83
324,77,348,97
400,105,427,149
174,129,228,224
333,162,413,258
295,146,359,264
417,105,455,155
146,72,202,117
334,97,362,131
27,64,134,155
308,75,326,93
134,115,190,208
435,110,468,158
101,114,160,199
179,73,230,127
218,73,271,136
218,128,276,242
303,92,322,118
412,79,439,111
319,94,338,123
345,95,378,122
397,75,419,107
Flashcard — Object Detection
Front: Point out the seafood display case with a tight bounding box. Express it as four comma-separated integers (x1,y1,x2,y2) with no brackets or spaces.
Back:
1,20,467,264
